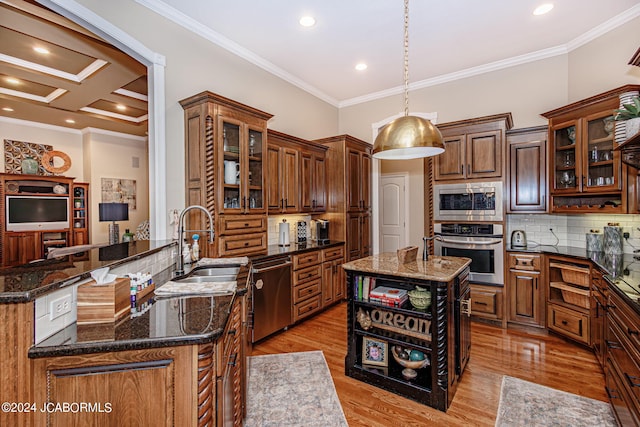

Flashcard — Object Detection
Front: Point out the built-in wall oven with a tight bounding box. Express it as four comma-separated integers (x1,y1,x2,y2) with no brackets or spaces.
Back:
434,181,503,222
434,223,504,286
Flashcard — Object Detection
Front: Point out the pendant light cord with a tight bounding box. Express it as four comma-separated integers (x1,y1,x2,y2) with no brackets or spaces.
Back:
403,0,410,117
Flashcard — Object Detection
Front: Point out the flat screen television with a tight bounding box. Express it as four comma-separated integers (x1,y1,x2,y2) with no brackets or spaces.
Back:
6,196,70,232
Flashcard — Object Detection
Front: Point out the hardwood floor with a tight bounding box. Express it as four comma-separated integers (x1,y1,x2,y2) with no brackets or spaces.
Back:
250,302,608,426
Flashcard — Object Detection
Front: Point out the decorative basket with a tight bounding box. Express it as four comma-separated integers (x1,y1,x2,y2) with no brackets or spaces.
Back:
397,246,418,264
561,289,590,309
391,346,430,370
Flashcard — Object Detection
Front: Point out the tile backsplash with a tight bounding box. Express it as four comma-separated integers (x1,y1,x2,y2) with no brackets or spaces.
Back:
507,214,640,253
267,214,313,245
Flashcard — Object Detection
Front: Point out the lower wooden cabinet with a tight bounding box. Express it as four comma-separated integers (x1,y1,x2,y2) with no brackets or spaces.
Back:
605,289,640,426
4,232,39,266
470,284,502,322
292,252,323,322
346,213,370,261
547,303,590,344
321,245,345,307
32,346,196,427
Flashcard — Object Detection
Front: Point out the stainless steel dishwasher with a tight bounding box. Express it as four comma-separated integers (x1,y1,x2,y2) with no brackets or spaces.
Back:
251,255,292,342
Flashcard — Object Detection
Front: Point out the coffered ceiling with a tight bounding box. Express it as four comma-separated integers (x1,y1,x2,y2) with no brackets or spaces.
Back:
0,0,148,136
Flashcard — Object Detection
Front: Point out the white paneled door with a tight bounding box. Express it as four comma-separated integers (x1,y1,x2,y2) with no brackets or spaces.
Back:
380,174,407,253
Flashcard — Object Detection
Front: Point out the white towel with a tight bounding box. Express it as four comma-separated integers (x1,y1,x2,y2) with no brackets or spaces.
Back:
155,280,237,296
196,257,249,266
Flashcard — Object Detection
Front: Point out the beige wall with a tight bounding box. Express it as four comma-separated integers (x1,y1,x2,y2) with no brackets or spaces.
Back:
0,119,84,179
339,16,640,248
84,131,149,244
74,0,339,234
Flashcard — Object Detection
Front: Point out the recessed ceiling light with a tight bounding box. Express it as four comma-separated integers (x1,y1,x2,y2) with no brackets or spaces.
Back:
533,3,554,15
2,107,14,112
33,46,50,54
5,77,20,85
65,119,75,124
115,104,126,111
355,63,368,71
299,16,316,27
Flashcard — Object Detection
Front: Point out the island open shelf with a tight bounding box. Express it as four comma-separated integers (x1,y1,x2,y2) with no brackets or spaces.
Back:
342,254,471,412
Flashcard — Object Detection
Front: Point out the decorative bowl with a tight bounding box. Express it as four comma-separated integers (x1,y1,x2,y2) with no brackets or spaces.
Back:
391,346,429,370
408,286,431,309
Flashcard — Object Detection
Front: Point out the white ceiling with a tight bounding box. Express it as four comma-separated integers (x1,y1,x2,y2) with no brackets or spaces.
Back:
142,0,640,107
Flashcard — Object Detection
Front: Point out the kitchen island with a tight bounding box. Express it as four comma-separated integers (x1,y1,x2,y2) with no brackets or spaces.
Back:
343,253,471,411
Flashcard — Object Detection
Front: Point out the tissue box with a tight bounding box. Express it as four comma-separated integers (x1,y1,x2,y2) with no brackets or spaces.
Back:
77,277,130,325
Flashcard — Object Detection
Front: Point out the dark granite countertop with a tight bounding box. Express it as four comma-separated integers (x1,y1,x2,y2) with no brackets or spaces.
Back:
252,240,344,261
507,244,640,315
0,240,176,303
29,265,250,358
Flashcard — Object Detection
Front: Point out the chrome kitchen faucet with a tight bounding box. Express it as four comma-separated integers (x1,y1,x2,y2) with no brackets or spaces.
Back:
175,205,214,276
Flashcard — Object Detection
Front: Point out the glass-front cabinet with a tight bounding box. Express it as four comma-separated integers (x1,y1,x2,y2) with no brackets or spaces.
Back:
543,86,637,213
220,119,265,214
551,112,618,194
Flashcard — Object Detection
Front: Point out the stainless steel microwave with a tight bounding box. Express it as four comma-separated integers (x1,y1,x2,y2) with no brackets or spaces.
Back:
433,181,503,222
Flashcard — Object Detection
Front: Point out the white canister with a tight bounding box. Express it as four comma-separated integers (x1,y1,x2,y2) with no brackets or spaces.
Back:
604,225,623,254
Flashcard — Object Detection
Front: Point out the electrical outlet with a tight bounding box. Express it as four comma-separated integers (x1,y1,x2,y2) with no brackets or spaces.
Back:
49,294,72,320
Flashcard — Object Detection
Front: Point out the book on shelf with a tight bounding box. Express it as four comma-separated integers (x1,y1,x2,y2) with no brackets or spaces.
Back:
353,275,376,301
369,286,408,307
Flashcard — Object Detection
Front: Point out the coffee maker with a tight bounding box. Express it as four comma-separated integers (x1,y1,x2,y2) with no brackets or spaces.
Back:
313,220,330,244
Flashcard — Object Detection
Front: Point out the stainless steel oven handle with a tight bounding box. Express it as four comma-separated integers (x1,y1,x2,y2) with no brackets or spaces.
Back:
438,237,503,246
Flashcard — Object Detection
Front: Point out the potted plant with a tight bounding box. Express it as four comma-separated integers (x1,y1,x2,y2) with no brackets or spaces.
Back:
615,96,640,139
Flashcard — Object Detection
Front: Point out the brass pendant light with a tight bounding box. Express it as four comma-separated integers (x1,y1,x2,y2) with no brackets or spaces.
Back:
372,0,444,160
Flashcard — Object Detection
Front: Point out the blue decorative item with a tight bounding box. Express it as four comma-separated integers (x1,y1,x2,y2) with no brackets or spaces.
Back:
409,350,425,361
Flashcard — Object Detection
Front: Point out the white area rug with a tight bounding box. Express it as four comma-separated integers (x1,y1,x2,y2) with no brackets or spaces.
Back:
495,376,617,427
244,351,348,427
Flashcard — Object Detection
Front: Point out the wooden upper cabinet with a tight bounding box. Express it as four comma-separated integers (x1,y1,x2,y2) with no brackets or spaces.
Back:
300,146,327,213
433,113,513,182
541,85,640,214
267,129,327,214
507,126,548,213
346,147,371,212
267,139,299,213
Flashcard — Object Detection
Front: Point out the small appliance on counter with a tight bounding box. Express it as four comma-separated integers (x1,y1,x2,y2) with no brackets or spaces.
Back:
278,219,290,247
297,221,307,243
313,219,331,244
510,230,527,249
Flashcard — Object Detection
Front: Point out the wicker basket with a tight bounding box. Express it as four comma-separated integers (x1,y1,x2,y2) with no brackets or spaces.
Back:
550,263,590,286
550,281,590,309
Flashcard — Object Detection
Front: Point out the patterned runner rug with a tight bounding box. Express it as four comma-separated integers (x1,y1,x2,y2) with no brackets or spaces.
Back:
495,376,617,426
244,351,348,427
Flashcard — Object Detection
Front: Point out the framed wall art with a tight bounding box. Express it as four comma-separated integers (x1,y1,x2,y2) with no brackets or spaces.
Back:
362,336,388,367
101,178,137,210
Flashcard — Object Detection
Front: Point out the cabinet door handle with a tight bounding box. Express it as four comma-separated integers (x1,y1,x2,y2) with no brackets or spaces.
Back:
285,198,288,208
561,320,568,325
606,340,622,350
281,198,284,210
625,373,640,388
227,329,236,336
242,196,246,209
228,353,237,367
474,301,488,306
534,278,538,290
461,164,464,174
628,327,639,336
467,164,471,175
605,386,619,400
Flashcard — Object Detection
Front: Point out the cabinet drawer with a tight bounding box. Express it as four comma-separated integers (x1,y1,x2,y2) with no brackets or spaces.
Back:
218,233,267,256
293,278,321,303
509,253,540,271
219,215,267,235
293,264,322,285
293,250,322,269
606,361,640,427
470,286,501,319
323,246,344,262
547,304,590,344
608,314,640,411
293,294,322,322
217,300,241,374
609,291,640,355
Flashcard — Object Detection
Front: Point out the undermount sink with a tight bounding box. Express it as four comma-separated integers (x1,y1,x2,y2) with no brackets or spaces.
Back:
174,275,236,284
172,265,240,284
190,266,240,276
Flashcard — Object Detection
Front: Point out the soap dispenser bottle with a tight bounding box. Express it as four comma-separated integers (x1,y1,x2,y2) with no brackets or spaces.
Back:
183,243,192,265
191,234,200,262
